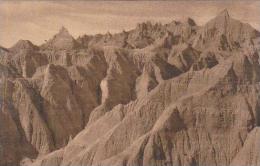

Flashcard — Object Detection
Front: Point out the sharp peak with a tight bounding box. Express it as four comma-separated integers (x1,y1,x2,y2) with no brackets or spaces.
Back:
57,26,71,36
217,9,230,18
184,17,196,26
50,26,75,40
206,8,231,25
60,26,68,31
12,39,36,48
10,39,38,52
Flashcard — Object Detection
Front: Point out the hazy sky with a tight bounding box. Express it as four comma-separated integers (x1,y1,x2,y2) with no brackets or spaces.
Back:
0,1,260,47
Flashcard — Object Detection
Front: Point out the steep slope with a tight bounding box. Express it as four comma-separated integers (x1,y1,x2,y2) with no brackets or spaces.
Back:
30,51,260,166
42,27,80,50
0,10,260,166
193,9,260,51
231,127,260,166
10,40,39,53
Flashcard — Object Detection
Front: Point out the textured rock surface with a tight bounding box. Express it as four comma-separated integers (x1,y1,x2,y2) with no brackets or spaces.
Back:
0,10,259,166
231,127,260,166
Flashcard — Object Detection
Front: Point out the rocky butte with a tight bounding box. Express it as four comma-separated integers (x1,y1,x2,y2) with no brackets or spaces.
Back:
0,10,260,166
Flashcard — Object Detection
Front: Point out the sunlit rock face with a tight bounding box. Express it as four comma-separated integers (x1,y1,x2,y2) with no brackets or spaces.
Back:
0,10,260,166
42,27,80,50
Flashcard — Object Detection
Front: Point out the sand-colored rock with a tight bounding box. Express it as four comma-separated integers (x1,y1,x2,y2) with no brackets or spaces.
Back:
231,127,260,166
0,9,259,166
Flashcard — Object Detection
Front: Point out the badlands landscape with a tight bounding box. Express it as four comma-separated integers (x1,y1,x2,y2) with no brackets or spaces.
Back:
0,9,260,166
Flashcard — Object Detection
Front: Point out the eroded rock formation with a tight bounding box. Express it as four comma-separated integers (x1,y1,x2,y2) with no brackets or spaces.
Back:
0,10,259,166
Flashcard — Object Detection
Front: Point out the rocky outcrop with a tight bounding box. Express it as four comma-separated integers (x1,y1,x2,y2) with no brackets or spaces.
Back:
10,40,38,54
193,9,260,51
0,10,259,166
42,27,80,50
231,127,260,166
28,53,260,166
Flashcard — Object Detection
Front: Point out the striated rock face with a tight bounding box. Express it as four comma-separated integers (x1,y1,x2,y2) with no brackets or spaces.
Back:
42,27,80,50
0,10,260,166
193,9,260,51
10,40,39,53
231,127,260,166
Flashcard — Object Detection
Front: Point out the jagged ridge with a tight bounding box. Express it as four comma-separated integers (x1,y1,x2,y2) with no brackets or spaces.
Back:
0,9,260,166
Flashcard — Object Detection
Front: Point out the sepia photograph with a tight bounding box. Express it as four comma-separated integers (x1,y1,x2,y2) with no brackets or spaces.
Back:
0,1,260,166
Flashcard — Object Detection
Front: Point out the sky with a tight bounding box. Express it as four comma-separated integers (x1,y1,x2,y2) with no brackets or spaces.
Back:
0,1,260,48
